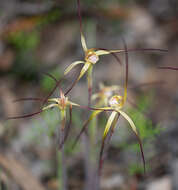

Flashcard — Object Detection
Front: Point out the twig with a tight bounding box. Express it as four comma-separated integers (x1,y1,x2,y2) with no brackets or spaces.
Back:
0,153,46,190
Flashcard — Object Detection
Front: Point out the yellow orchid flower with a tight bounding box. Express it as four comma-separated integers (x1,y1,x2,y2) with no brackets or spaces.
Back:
73,41,145,174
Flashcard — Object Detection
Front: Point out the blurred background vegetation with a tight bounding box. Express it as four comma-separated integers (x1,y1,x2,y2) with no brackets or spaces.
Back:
0,0,178,190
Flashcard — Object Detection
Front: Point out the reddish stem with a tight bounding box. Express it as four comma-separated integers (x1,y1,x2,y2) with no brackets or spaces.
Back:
158,66,178,70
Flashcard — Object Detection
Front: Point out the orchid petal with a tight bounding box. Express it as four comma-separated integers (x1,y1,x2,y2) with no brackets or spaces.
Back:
67,101,80,107
95,49,123,56
88,110,103,122
81,33,88,52
109,50,124,53
119,110,137,134
64,61,84,75
103,111,118,139
42,104,58,111
95,49,122,65
95,107,113,111
96,49,123,56
78,62,91,81
48,98,60,104
95,50,111,56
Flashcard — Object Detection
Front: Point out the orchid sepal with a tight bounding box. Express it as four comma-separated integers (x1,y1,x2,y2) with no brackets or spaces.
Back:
64,61,85,75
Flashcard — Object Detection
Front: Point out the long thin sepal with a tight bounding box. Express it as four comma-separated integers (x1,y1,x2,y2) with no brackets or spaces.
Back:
65,62,91,96
42,77,63,106
103,111,118,139
136,134,146,174
127,48,168,53
119,110,146,173
110,48,168,53
13,73,58,104
64,61,84,75
96,48,122,65
13,98,44,103
64,69,81,96
7,110,43,120
158,66,178,70
78,62,91,81
77,0,82,37
42,104,58,111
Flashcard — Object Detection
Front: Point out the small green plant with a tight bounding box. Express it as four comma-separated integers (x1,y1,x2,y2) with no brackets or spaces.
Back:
8,30,40,51
129,163,145,175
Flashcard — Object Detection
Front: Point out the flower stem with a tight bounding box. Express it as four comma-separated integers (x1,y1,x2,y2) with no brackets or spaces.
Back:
57,112,67,190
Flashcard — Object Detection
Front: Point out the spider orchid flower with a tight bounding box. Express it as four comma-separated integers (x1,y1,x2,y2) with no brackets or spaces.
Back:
73,40,146,175
45,0,167,107
7,74,80,149
91,83,120,107
63,0,168,102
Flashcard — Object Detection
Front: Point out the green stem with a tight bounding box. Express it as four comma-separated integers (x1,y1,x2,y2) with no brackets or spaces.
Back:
87,65,93,107
57,110,67,190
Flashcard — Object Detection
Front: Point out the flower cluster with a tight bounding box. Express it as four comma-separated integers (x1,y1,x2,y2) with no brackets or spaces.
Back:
7,0,168,175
